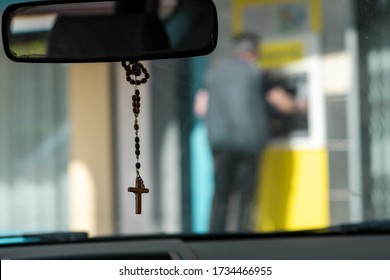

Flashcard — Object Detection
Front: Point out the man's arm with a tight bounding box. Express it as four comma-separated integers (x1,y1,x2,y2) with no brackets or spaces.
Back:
193,88,209,119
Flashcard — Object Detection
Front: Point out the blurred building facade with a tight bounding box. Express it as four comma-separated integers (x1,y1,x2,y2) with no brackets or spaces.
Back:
1,0,390,236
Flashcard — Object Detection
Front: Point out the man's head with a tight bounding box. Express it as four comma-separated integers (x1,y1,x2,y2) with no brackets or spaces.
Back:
232,32,259,62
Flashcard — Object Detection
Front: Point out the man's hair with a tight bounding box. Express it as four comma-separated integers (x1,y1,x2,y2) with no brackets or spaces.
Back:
232,32,260,54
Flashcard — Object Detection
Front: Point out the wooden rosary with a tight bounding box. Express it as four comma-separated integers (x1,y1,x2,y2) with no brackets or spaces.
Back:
122,61,150,214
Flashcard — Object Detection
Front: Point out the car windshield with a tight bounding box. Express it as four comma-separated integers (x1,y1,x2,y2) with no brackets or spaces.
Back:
1,0,390,240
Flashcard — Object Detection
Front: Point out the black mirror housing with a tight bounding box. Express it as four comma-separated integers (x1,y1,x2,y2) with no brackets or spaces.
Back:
1,0,218,63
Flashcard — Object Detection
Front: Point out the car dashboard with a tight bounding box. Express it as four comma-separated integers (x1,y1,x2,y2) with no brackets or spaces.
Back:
1,230,390,260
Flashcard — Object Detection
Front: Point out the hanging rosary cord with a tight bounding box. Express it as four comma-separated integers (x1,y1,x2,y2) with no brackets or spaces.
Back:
122,61,150,214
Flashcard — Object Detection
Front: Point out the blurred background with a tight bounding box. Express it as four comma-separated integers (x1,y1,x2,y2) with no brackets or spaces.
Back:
1,0,390,237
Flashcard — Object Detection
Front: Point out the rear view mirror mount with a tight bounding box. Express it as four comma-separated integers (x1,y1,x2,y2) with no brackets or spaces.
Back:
1,0,218,63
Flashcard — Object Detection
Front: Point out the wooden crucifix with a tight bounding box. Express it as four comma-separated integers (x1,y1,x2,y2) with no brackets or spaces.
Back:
128,177,149,214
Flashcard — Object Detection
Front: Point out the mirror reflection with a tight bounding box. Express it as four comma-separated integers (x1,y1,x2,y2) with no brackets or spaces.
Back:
4,0,217,61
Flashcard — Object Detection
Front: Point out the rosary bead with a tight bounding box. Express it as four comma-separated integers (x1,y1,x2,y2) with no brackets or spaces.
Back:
122,61,152,193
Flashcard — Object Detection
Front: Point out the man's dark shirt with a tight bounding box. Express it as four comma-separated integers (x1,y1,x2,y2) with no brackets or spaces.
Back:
205,58,269,154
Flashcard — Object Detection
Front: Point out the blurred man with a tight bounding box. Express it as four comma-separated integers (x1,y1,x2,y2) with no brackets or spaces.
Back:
195,32,269,232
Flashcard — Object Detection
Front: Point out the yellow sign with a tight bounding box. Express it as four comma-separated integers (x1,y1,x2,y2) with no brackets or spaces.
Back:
232,0,322,34
259,41,304,69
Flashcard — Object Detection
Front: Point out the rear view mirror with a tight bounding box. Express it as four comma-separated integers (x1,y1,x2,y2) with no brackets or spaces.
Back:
1,0,218,62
